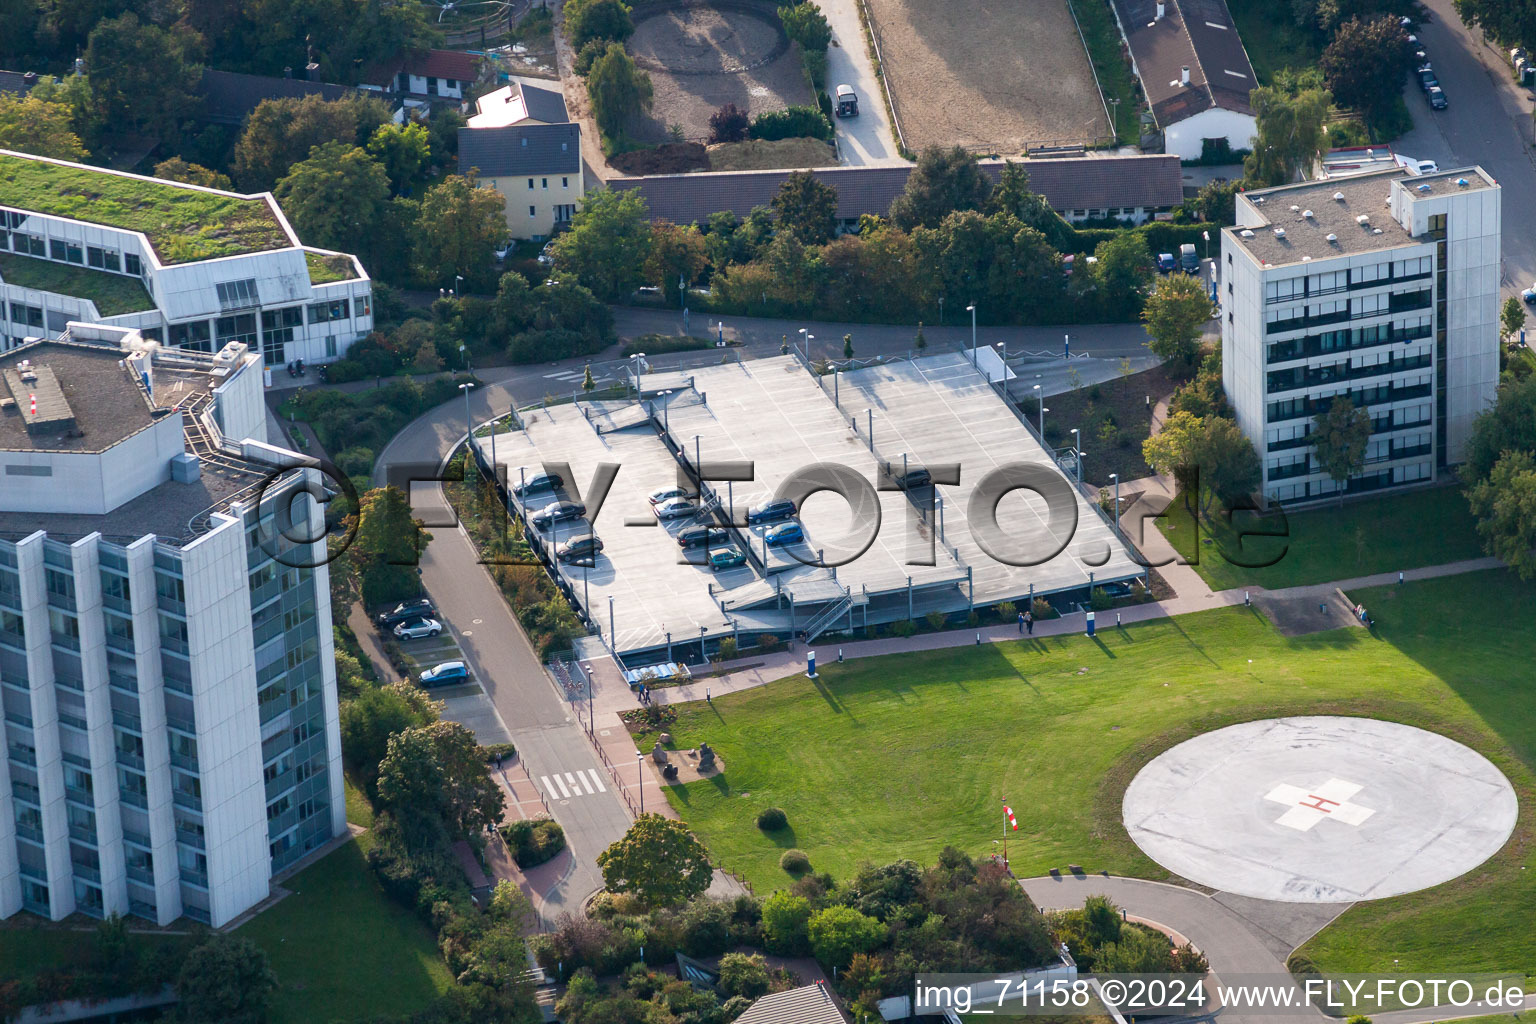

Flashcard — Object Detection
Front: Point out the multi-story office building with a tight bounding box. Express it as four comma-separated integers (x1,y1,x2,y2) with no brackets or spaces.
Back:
0,326,345,927
0,149,373,365
1221,166,1500,504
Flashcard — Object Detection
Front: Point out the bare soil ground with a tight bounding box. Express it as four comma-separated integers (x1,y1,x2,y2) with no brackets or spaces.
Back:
627,0,816,145
865,0,1111,153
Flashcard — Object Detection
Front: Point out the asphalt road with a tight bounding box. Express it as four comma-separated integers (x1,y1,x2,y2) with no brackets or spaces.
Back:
1394,0,1536,296
819,0,906,165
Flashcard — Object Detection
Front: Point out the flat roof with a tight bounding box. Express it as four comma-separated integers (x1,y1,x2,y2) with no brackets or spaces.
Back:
0,150,292,264
835,353,1142,602
0,340,186,453
1230,170,1416,267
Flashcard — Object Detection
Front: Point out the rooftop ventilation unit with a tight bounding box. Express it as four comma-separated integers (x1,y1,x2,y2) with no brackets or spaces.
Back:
1326,233,1339,242
1290,204,1300,212
1356,214,1370,225
1239,229,1255,238
1274,228,1286,237
1333,191,1346,201
1372,228,1383,234
1302,255,1313,261
1302,209,1314,218
1256,196,1266,204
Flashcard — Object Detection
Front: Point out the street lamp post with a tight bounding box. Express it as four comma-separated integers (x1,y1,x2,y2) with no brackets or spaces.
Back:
459,382,475,462
660,389,672,434
1109,472,1120,534
967,304,977,367
636,752,645,815
1071,428,1082,484
1032,384,1044,438
798,327,808,362
454,275,463,297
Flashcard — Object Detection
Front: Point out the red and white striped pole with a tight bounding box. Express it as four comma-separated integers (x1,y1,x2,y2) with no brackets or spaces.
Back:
28,393,36,417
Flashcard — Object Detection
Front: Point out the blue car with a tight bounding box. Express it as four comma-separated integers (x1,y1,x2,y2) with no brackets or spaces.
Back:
419,661,469,687
764,521,803,546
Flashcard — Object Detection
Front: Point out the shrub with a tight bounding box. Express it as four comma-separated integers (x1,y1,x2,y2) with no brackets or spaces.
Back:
756,807,788,831
501,818,567,868
481,742,517,764
889,619,916,638
1031,598,1055,620
801,48,828,91
1171,942,1209,973
778,1,831,50
678,898,732,956
806,904,886,971
996,600,1017,620
1090,587,1115,612
717,952,771,999
756,633,784,652
780,848,811,874
565,0,634,49
716,636,739,661
708,102,750,144
573,38,608,76
924,610,946,631
722,995,754,1018
760,891,813,955
749,105,832,142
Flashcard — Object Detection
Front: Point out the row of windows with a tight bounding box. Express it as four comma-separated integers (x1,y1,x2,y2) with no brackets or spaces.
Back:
526,176,572,190
531,204,577,222
1262,257,1436,304
166,300,352,354
0,235,143,277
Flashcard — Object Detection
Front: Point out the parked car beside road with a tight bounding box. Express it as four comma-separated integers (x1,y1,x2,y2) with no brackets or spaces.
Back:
377,599,435,629
419,661,469,687
394,617,443,640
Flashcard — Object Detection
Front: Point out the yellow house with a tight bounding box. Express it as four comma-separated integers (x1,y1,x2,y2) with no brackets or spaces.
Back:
458,78,584,241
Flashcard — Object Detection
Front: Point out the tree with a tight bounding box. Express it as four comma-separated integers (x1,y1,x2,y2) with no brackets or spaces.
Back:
771,170,839,244
367,121,432,195
1143,412,1260,513
915,321,927,351
28,74,97,151
582,364,596,391
85,13,204,143
551,187,652,301
1452,0,1536,52
1321,16,1412,125
0,93,88,160
1312,396,1373,504
806,905,887,970
339,682,439,800
585,43,653,143
1141,273,1215,369
565,0,634,49
779,1,832,51
717,952,771,999
1467,450,1536,579
274,142,392,257
376,721,503,853
176,935,276,1024
709,102,750,143
1188,178,1239,226
1464,374,1536,483
843,333,854,358
596,814,713,908
354,486,430,605
234,93,392,192
987,161,1073,248
412,173,507,288
889,145,993,231
1503,296,1527,341
1093,232,1155,319
1244,70,1332,187
760,890,813,955
643,219,708,305
153,157,231,190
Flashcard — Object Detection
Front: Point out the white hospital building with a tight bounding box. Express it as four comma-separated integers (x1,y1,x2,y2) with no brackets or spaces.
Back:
1221,166,1500,504
0,150,373,366
0,328,346,927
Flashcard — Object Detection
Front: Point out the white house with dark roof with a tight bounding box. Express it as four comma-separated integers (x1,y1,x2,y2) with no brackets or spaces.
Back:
1108,0,1258,161
459,121,583,241
468,77,570,129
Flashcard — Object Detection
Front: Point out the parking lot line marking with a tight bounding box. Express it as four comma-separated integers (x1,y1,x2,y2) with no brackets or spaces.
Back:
566,772,587,794
586,769,607,792
550,774,571,799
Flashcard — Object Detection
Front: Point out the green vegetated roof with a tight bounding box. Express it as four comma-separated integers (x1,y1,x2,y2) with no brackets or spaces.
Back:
0,251,155,316
0,152,291,264
305,250,358,284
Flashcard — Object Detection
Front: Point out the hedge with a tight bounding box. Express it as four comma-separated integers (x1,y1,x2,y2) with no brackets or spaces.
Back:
749,105,832,142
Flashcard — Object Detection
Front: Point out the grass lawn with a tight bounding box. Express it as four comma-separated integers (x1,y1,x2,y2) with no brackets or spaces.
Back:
0,152,287,263
305,251,358,284
0,251,154,316
655,569,1536,979
240,829,451,1023
1066,0,1142,144
1030,362,1182,487
1227,0,1321,86
1158,484,1484,591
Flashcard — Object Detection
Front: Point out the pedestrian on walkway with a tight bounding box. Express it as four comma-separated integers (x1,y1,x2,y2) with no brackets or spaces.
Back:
1024,609,1035,635
1017,611,1025,634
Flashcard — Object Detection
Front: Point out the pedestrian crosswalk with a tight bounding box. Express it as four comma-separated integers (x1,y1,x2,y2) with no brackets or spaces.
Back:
540,767,609,800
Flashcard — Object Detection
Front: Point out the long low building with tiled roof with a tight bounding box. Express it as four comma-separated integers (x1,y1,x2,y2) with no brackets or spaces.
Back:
606,154,1184,231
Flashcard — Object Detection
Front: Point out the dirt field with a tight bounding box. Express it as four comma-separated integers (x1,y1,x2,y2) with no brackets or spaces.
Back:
627,0,816,146
707,137,837,170
865,0,1110,153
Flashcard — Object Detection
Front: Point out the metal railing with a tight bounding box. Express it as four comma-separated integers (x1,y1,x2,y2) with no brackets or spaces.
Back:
591,741,640,818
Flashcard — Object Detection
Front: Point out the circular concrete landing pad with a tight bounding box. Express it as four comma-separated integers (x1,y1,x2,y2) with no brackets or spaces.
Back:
1123,717,1517,903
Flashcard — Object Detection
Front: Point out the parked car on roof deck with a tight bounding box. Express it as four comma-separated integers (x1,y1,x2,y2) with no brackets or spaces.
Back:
764,521,804,546
531,499,585,528
745,499,796,525
708,547,747,571
676,525,720,549
557,534,603,562
654,497,698,520
513,470,562,497
648,486,695,505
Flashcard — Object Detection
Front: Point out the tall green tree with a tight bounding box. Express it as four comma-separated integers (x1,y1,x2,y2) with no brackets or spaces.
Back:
1141,273,1214,369
778,1,832,50
806,905,887,971
354,486,430,605
175,935,277,1024
1311,396,1372,504
596,814,714,908
643,219,708,305
1243,71,1332,187
183,0,440,84
338,681,440,800
234,93,392,192
1092,232,1155,319
585,42,653,143
412,172,507,288
1320,16,1412,126
550,187,653,301
1502,296,1527,341
376,721,503,854
0,93,88,160
1452,0,1536,50
565,0,634,48
889,145,993,231
274,141,392,256
1143,411,1259,513
771,170,839,244
366,121,432,195
85,13,204,143
987,161,1073,248
1466,450,1536,579
1463,374,1536,482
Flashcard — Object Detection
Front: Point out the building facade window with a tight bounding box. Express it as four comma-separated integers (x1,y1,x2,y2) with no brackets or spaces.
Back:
215,279,259,311
168,321,212,352
306,299,349,324
215,312,258,350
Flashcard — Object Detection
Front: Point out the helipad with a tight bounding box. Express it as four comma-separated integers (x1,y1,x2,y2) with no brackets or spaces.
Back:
1122,717,1517,903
